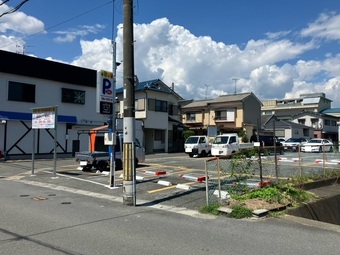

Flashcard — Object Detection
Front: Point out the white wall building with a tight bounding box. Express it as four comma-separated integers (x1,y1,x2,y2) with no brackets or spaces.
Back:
0,50,185,159
0,50,109,159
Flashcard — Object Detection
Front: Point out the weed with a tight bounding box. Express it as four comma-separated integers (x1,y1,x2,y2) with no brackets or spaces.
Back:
227,205,253,219
232,184,316,205
199,203,221,215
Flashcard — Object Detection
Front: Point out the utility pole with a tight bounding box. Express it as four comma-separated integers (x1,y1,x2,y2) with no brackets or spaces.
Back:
122,0,136,206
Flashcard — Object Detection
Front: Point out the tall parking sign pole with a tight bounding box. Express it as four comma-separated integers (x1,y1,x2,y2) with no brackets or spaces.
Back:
109,0,117,188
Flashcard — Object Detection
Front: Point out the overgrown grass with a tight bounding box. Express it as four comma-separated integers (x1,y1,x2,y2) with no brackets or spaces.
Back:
200,183,318,219
227,205,253,219
233,183,317,205
199,203,221,215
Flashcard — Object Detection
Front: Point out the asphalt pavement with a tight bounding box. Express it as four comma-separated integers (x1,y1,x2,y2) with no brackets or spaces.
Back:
0,153,209,214
1,153,340,229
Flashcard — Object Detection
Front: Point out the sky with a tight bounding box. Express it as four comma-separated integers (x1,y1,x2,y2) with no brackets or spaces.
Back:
1,0,340,107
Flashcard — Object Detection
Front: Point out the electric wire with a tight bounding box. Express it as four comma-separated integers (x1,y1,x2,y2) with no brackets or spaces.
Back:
0,0,11,7
0,0,114,50
0,0,29,18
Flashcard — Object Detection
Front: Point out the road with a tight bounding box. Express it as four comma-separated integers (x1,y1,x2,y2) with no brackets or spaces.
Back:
0,153,340,254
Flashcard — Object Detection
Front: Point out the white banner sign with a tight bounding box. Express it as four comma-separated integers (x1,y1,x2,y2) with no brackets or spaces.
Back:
32,106,56,129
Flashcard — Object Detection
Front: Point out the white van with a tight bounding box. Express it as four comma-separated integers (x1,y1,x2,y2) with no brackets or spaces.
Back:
211,133,240,156
184,135,211,157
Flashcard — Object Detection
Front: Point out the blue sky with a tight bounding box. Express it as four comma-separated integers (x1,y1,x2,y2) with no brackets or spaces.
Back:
1,0,340,107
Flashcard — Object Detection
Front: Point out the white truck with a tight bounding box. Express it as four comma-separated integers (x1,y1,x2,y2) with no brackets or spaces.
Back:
75,119,145,172
211,133,240,156
184,135,211,157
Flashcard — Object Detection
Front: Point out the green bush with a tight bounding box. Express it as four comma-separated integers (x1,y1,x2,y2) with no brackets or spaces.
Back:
183,130,195,141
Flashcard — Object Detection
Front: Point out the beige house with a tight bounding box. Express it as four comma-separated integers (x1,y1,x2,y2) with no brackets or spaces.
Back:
180,92,262,140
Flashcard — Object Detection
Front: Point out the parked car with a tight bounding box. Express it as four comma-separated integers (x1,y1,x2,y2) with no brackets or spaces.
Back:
300,138,333,153
255,135,284,155
282,137,308,152
278,137,286,143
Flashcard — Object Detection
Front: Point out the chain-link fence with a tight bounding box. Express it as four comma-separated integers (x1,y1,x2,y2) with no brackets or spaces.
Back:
204,145,340,206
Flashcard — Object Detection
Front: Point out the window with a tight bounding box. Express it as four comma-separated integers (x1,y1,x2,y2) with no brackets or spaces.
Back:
199,137,206,143
215,109,235,121
168,104,179,115
325,119,330,126
229,136,236,144
148,99,167,112
311,118,319,128
8,81,36,103
298,119,305,125
62,88,85,104
155,100,167,112
186,113,196,121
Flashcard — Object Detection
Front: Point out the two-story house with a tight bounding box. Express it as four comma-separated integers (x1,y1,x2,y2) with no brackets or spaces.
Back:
0,50,114,159
291,111,338,141
261,115,314,139
180,92,262,140
115,79,184,154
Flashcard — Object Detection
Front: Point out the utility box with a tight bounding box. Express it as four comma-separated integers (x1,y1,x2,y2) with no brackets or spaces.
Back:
104,133,116,145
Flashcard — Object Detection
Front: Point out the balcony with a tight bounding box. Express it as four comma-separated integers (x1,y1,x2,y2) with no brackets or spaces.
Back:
182,117,203,125
214,116,234,123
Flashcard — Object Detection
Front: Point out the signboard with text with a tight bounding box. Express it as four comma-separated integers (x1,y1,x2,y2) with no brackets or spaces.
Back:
96,70,114,115
32,106,57,129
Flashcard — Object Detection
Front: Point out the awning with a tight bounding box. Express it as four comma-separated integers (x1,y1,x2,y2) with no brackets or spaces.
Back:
58,115,77,123
0,115,9,120
168,116,183,126
0,111,77,123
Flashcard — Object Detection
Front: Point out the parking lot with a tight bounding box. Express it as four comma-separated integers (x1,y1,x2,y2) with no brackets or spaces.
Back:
2,151,340,210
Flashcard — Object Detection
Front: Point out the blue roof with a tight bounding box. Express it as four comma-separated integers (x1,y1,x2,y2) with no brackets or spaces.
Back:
116,79,181,97
321,108,340,114
0,111,77,123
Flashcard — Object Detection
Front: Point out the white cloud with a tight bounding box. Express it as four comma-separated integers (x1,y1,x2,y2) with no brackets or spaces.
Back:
71,38,113,71
0,3,44,52
54,24,105,43
301,12,340,40
0,4,44,34
63,16,340,107
2,6,340,108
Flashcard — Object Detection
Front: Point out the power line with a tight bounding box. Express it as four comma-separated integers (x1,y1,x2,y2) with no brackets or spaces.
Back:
0,1,11,7
0,0,29,18
0,1,114,50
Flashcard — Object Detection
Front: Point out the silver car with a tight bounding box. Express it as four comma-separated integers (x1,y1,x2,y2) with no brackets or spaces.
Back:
283,137,308,152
